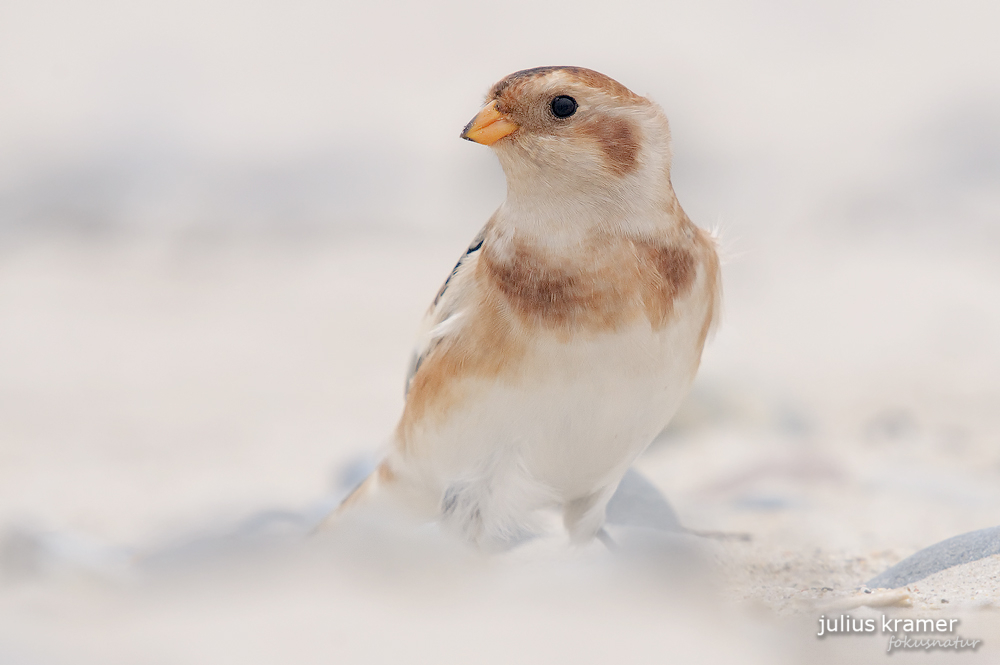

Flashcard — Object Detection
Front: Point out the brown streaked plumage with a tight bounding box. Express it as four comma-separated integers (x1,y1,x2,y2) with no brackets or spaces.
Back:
325,66,722,549
479,231,702,332
397,289,526,435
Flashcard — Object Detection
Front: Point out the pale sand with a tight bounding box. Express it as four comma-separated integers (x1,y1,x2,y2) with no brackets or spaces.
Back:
0,234,997,663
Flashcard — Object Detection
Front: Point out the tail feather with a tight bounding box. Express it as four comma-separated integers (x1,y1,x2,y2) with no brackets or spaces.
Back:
313,461,395,533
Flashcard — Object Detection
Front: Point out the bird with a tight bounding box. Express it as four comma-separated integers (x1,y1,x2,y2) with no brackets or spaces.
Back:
325,66,720,550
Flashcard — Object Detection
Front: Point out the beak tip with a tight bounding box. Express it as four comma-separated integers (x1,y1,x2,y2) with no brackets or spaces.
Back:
460,100,518,146
460,120,475,142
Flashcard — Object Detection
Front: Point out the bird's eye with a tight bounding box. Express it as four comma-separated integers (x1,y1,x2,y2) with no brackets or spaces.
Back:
550,95,577,118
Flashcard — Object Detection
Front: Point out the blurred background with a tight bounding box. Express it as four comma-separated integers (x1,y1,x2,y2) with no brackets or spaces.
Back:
1,0,999,663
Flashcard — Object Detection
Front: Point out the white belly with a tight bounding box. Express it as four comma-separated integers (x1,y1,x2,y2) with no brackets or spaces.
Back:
450,323,697,496
394,283,710,545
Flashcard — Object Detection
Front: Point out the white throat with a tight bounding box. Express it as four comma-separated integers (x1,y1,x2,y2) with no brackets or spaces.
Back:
493,166,678,250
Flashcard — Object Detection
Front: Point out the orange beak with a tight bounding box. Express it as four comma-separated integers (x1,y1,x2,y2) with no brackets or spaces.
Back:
461,100,519,145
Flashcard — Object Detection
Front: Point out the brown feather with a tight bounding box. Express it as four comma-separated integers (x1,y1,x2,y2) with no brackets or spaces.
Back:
578,115,641,176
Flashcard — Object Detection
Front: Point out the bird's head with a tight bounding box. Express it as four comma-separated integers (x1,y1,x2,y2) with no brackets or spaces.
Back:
461,66,675,223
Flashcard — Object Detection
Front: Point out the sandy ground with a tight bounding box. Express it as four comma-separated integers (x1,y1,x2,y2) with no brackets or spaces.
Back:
2,1,999,661
0,231,997,663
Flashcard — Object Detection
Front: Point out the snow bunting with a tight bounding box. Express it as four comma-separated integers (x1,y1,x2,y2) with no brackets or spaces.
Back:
328,66,720,549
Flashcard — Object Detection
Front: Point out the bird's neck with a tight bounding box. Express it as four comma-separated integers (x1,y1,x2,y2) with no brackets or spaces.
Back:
495,177,683,251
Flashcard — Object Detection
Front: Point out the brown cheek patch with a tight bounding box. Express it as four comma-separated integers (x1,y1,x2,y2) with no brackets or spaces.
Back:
579,117,640,176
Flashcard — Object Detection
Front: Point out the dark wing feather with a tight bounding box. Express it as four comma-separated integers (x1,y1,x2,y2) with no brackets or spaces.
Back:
404,228,486,395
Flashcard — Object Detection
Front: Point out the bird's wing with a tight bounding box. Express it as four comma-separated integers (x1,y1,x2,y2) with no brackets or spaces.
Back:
404,227,486,395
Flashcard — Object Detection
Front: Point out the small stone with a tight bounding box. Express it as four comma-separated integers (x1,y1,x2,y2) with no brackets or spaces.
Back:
866,526,1000,588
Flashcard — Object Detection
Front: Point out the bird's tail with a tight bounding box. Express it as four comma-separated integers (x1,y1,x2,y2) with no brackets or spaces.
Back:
313,460,396,533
